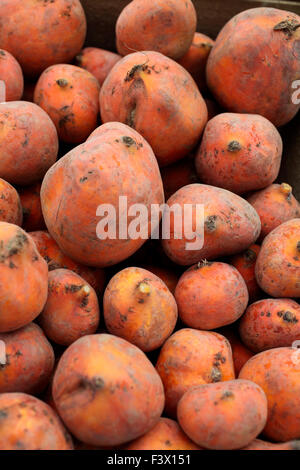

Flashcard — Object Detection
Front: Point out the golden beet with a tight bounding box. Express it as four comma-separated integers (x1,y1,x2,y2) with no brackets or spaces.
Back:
175,261,249,330
116,0,197,60
104,267,177,352
206,8,300,126
52,334,165,446
34,64,100,144
0,223,48,332
0,323,54,394
100,51,207,166
177,379,267,450
0,393,73,450
41,122,164,267
156,328,235,417
0,0,86,77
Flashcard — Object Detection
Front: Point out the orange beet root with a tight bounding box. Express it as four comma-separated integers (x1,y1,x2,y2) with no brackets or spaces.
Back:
0,393,73,450
39,269,100,346
0,223,48,333
0,323,54,394
104,267,177,352
0,0,86,78
34,64,100,144
206,7,300,126
156,328,234,417
125,418,201,450
0,49,23,101
255,218,300,297
239,298,300,352
0,178,22,226
177,379,267,450
178,32,215,90
116,0,197,60
52,334,165,446
76,47,121,86
41,122,164,267
230,244,262,302
0,101,58,186
195,113,283,194
162,184,261,266
100,51,207,166
175,261,249,330
239,347,300,442
247,183,300,242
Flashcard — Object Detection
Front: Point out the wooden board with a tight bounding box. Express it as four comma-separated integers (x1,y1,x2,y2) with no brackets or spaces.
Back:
81,0,300,198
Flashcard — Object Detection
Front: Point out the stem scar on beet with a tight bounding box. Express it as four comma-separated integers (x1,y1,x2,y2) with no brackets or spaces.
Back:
227,140,242,152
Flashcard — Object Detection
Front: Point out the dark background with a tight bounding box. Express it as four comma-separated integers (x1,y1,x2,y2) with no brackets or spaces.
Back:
81,0,300,198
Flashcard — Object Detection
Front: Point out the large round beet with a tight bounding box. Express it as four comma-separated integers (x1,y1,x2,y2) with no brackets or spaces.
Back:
100,51,207,167
41,122,164,267
0,222,48,332
116,0,197,60
0,393,73,450
206,8,300,126
52,334,165,446
0,101,58,185
0,0,86,77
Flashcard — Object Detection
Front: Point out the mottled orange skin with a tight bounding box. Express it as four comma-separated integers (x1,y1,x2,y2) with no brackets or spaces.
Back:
19,182,45,232
230,244,262,302
255,219,300,297
0,101,58,185
0,178,22,226
177,379,267,450
242,439,300,450
0,323,54,394
104,267,177,352
34,64,100,144
29,230,106,294
76,47,121,86
195,113,282,194
178,32,214,91
141,265,179,295
100,51,208,166
41,123,164,267
0,49,23,100
125,418,201,450
160,157,198,200
206,8,300,127
220,327,254,376
239,347,300,442
156,328,235,417
162,184,261,266
52,334,165,447
0,0,86,78
0,223,48,333
239,298,300,353
0,393,73,450
175,262,248,330
247,183,300,242
116,0,196,60
39,269,100,346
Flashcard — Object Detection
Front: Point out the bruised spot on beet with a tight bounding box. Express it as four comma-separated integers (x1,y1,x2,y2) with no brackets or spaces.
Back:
56,78,69,88
122,136,136,147
227,140,242,152
125,63,150,82
211,367,222,382
205,215,217,232
273,18,300,38
221,390,234,400
65,284,83,293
